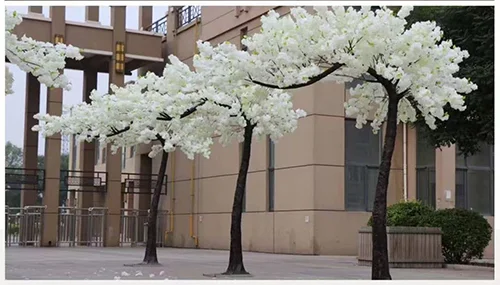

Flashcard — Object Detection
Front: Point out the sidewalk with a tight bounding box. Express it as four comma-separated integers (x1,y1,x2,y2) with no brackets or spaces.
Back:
5,247,494,280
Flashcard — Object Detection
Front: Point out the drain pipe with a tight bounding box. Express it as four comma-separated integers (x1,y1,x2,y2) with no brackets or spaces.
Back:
190,159,198,247
166,153,175,240
403,123,408,201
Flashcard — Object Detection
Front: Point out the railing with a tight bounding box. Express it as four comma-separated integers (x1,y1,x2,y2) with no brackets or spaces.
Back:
60,170,107,193
5,168,45,192
145,15,167,35
121,173,168,195
119,209,168,247
57,207,107,247
6,206,45,247
177,6,201,28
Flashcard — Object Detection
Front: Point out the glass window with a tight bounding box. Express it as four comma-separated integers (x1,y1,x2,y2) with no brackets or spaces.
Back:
455,143,494,216
268,137,275,212
94,141,100,165
344,119,381,211
416,127,436,208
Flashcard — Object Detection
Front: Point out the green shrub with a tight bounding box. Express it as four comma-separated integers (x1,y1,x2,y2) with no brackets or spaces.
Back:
367,200,434,227
8,224,19,235
423,208,492,264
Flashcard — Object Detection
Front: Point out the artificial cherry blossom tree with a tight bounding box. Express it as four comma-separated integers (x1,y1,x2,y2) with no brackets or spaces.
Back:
194,41,306,275
242,6,477,279
33,55,233,265
5,9,82,95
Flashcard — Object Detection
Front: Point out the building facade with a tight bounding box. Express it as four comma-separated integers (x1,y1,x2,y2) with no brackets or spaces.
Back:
13,6,493,258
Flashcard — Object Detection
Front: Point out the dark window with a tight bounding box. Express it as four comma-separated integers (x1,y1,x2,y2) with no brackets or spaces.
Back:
268,137,275,212
122,147,126,169
456,143,494,216
239,142,246,212
416,127,436,208
102,147,106,164
71,135,77,170
94,141,100,165
240,27,248,51
130,146,136,158
344,119,381,211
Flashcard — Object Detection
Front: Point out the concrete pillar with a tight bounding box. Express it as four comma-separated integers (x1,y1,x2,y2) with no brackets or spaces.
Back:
41,6,66,247
104,6,126,247
139,6,153,30
28,6,43,14
138,6,153,77
22,74,40,207
85,6,99,22
133,154,152,242
77,70,98,245
435,145,456,209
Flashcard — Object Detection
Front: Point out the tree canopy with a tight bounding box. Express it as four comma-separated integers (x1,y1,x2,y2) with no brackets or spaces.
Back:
408,6,494,156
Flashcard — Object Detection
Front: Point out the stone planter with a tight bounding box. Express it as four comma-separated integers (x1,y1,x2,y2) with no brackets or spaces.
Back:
358,227,444,268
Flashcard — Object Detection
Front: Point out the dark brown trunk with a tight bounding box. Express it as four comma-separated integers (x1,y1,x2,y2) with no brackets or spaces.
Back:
142,150,169,265
371,96,399,280
223,121,254,275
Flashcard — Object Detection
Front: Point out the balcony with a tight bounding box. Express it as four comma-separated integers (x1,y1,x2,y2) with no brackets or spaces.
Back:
7,13,164,75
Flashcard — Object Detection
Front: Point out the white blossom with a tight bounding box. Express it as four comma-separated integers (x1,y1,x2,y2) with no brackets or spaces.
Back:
242,6,477,132
5,9,83,95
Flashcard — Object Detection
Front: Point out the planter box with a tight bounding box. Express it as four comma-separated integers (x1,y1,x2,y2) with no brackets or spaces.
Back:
358,227,444,268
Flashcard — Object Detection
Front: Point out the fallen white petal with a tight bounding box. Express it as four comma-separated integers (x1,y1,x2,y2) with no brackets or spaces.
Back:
149,274,155,278
121,271,130,277
159,271,165,276
114,276,121,280
135,271,143,276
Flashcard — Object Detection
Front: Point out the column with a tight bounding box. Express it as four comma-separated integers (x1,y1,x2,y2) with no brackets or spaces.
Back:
77,70,98,245
104,6,126,247
41,6,66,247
435,145,456,209
21,74,40,207
28,6,43,14
138,6,153,77
134,154,152,242
85,6,99,22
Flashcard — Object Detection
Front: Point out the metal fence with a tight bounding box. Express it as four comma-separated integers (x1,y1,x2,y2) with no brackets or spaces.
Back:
57,207,107,247
119,209,168,247
6,206,45,247
145,15,167,35
6,205,167,248
177,6,201,28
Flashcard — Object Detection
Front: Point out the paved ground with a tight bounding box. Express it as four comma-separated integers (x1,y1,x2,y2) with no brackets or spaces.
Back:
5,247,494,280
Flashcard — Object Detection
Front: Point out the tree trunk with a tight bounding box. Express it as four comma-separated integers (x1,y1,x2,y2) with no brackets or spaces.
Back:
142,150,169,265
371,96,399,280
223,121,254,275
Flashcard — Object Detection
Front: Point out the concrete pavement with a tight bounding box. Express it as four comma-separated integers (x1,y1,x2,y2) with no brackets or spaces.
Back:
5,247,494,280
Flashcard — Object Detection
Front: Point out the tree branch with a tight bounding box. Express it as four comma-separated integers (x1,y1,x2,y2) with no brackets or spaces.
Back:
249,63,344,90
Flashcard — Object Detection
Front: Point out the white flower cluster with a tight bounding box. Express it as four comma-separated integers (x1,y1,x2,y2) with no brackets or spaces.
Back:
242,6,477,132
5,9,83,95
194,41,307,145
33,41,306,159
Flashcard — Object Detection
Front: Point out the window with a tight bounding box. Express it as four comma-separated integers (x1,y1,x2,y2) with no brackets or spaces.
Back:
416,128,436,208
94,141,100,165
456,143,494,216
344,119,381,211
71,135,77,170
240,27,248,51
130,146,136,158
102,147,106,164
268,137,275,212
239,142,246,212
122,147,126,169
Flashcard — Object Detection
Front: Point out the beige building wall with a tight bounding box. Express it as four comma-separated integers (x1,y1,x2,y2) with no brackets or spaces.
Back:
83,6,494,257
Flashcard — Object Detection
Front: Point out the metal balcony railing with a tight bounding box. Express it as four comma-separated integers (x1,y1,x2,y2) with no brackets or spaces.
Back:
145,15,167,35
177,6,201,28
